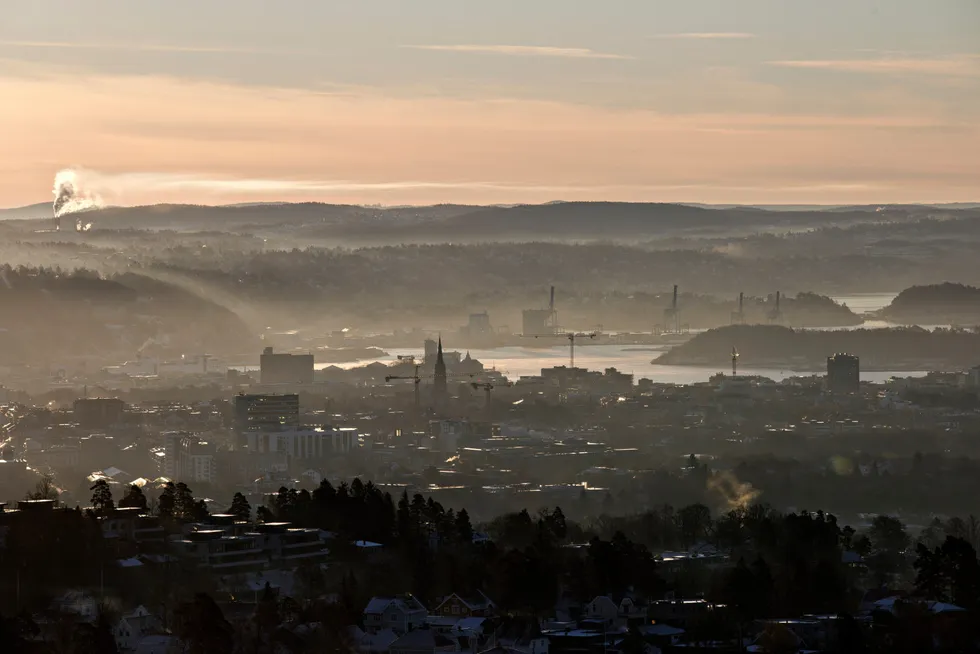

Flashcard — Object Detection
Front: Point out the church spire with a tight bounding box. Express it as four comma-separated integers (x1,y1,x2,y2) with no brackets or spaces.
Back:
433,335,448,410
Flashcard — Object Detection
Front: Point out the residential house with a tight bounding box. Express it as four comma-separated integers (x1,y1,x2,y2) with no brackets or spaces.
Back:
389,628,461,654
364,595,428,635
349,626,400,653
134,634,180,654
495,616,550,654
433,591,496,618
114,605,162,652
583,596,646,630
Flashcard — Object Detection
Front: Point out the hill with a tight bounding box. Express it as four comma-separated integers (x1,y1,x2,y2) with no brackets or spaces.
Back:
7,200,945,244
0,203,52,221
879,283,980,325
655,324,980,371
0,265,258,366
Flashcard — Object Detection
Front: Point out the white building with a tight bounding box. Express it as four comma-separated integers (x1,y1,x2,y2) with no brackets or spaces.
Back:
164,432,216,484
244,426,357,459
114,605,162,653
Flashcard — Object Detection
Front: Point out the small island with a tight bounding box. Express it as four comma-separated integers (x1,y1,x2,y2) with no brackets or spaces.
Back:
655,324,980,371
878,282,980,326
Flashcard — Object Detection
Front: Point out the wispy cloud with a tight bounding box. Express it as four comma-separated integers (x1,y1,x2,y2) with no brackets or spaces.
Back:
653,33,755,40
0,40,289,55
30,168,891,202
401,44,632,60
770,56,980,77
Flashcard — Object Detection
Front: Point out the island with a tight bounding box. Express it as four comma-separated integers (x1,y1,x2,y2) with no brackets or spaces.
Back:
878,282,980,326
654,324,980,371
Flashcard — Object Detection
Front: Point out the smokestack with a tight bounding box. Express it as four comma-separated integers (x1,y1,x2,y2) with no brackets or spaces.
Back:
738,292,743,311
672,285,678,310
549,286,555,312
776,290,781,311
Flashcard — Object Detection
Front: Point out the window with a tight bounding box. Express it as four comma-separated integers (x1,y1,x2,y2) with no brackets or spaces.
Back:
451,605,459,615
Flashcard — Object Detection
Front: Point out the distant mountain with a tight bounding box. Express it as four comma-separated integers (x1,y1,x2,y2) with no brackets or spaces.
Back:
3,200,970,242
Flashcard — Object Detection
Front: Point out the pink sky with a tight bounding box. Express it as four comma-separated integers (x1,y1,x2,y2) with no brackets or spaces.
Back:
2,0,978,208
2,70,976,207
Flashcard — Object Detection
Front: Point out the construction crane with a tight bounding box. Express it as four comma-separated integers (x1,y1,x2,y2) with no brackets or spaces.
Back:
385,365,478,411
471,380,512,423
522,331,597,368
385,364,424,411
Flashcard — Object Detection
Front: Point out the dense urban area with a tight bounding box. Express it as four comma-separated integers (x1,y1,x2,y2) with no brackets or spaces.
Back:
4,199,980,654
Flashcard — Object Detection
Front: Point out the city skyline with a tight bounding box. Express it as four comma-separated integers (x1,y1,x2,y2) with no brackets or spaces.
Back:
1,0,978,208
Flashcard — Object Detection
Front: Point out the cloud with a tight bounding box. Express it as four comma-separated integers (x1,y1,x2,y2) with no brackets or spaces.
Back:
1,70,977,207
770,56,980,77
653,33,755,40
0,40,290,55
401,44,632,60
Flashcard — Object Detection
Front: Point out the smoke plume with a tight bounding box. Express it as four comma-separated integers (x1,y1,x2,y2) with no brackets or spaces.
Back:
707,471,761,511
52,168,106,217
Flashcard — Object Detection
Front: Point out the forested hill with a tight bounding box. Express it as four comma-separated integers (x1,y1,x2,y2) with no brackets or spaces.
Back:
0,265,257,365
880,283,980,325
13,201,955,241
656,324,980,371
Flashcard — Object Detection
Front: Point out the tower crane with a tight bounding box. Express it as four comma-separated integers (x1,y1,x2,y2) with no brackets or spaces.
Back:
471,379,513,423
385,364,424,412
522,331,597,368
385,366,478,411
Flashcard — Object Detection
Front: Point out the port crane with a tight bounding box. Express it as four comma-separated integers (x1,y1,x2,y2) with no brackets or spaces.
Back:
731,292,745,325
768,291,783,324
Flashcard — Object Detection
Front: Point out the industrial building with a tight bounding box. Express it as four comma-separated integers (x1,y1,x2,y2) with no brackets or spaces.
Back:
522,286,559,336
827,353,860,393
259,347,314,385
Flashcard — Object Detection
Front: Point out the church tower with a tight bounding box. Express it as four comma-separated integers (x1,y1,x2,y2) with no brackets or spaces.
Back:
433,336,448,410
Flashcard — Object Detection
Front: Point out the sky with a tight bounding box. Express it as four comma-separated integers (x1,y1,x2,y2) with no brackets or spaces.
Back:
1,0,978,207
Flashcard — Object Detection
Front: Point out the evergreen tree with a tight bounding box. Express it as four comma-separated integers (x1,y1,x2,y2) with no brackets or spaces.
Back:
158,482,176,519
173,593,233,654
454,509,474,545
228,492,252,521
118,484,148,511
89,479,115,517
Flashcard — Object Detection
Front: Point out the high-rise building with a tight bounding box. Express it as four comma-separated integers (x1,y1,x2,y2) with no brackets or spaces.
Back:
827,353,860,393
259,347,314,385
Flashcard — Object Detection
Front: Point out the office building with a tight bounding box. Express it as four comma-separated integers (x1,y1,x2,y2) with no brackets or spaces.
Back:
243,426,358,459
827,353,860,393
164,432,216,484
234,393,300,431
259,347,314,385
73,398,125,429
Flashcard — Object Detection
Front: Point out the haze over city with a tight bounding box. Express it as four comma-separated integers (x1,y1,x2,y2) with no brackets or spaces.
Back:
4,3,980,653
